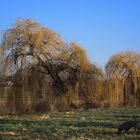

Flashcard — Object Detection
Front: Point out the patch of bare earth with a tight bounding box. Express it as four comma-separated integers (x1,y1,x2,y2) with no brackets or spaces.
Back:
0,131,17,135
30,114,49,119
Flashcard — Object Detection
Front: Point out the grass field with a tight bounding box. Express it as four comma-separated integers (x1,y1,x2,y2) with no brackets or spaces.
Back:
0,107,140,140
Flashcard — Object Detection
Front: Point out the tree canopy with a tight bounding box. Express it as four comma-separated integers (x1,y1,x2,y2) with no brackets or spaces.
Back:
0,19,140,113
105,51,140,106
106,51,140,79
0,19,89,94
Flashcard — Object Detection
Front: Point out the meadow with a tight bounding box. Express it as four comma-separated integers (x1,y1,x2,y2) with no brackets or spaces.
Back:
0,107,140,140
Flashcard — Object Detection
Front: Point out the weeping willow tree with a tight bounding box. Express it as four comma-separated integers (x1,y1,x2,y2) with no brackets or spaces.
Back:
54,44,101,110
105,51,140,106
0,18,85,113
78,63,104,108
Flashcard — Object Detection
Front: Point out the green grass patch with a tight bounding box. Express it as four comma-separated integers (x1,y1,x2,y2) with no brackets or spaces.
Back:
0,107,140,139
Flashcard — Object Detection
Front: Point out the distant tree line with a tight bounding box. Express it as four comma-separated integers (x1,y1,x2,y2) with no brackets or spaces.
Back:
0,19,140,114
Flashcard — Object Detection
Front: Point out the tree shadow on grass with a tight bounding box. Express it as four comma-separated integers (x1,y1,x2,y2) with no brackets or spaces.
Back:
72,121,116,128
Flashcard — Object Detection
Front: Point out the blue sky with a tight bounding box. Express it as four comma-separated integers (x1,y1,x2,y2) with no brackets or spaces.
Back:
0,0,140,68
